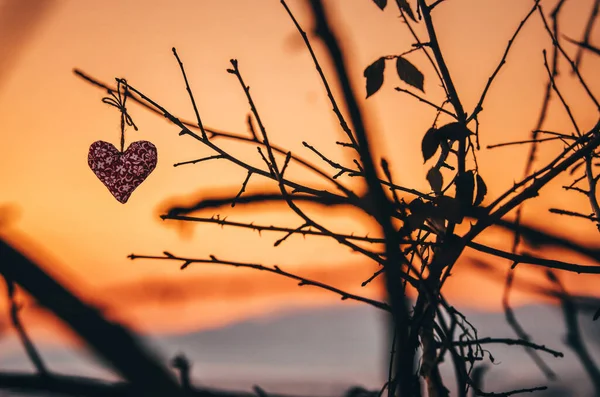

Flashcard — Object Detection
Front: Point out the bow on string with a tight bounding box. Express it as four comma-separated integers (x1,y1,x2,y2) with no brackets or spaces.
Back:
101,78,138,152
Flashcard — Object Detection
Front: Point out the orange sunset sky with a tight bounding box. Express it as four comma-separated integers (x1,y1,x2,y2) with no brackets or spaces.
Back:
1,0,600,347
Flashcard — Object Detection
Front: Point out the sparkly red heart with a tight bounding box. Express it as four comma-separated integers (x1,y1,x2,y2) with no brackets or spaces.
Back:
88,140,157,203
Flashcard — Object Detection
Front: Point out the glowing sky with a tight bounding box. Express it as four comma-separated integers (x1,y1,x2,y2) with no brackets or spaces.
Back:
1,0,600,340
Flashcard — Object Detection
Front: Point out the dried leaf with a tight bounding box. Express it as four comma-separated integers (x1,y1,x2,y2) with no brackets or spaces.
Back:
396,56,424,92
408,198,426,213
404,213,425,232
435,195,463,223
395,0,416,22
427,167,443,194
437,122,473,141
404,200,436,232
422,128,440,163
364,57,386,98
456,171,475,208
474,173,488,207
410,199,438,217
429,216,446,233
372,0,387,10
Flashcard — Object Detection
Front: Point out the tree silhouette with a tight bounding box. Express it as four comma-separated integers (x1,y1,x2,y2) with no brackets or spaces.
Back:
2,0,600,396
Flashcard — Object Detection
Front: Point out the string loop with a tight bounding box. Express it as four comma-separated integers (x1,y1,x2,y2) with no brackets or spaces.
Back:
102,79,138,152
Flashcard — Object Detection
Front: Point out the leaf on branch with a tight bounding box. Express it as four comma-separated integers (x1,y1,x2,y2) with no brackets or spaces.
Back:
408,198,426,213
395,0,417,22
456,170,475,208
427,167,443,194
429,217,446,234
402,199,430,233
435,195,464,223
372,0,387,10
437,122,473,141
474,173,488,207
396,56,424,92
422,127,440,162
364,57,386,98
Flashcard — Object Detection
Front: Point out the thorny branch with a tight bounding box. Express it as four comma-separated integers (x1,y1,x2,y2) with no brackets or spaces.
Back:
128,252,392,312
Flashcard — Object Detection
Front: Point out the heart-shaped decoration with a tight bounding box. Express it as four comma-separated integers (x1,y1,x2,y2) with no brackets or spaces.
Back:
88,140,157,203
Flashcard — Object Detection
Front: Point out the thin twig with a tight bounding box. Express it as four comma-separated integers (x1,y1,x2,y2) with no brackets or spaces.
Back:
584,155,600,231
395,87,456,118
549,207,596,221
279,0,359,150
394,0,449,97
468,1,540,122
574,0,600,68
467,240,600,274
161,213,388,244
564,35,600,57
486,136,565,149
172,48,208,140
173,154,224,167
538,5,600,110
542,49,580,135
129,252,392,311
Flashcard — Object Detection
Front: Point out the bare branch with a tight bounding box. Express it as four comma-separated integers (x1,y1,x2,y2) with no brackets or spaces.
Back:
0,238,185,396
538,5,600,110
279,0,359,150
161,213,387,244
2,276,49,375
129,252,392,311
574,0,600,68
467,240,600,274
468,1,540,122
395,87,457,118
438,337,562,358
232,171,253,207
172,48,208,140
173,154,224,167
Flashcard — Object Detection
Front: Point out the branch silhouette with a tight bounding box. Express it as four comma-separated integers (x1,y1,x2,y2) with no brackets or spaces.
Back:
29,0,600,396
0,237,185,397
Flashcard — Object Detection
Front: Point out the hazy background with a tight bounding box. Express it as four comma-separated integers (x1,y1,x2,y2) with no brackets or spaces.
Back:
1,0,600,395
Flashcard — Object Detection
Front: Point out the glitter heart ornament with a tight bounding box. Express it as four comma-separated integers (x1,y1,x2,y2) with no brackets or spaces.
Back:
88,140,157,203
